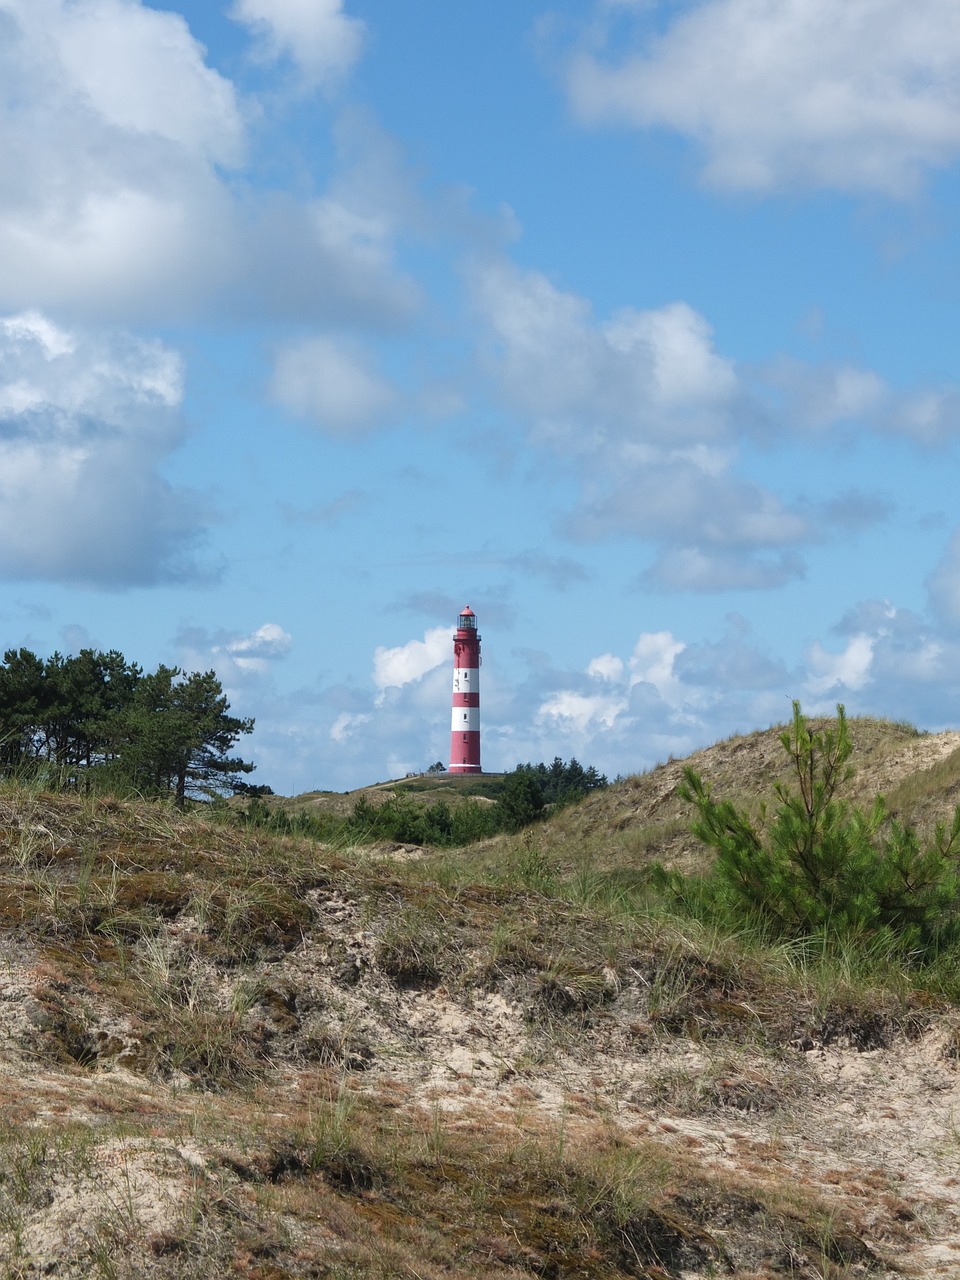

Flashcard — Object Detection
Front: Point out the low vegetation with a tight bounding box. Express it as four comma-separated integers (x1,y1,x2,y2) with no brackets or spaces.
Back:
238,756,609,848
2,709,960,1275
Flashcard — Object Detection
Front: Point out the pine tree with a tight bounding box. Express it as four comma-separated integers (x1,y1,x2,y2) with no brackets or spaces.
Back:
680,701,960,954
113,666,254,805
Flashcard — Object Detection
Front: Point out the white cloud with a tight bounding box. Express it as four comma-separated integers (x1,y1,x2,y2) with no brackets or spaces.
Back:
472,257,812,585
230,0,364,89
473,255,958,586
759,357,960,447
271,334,399,434
0,311,205,585
0,312,75,360
222,623,293,673
473,259,736,449
0,0,243,319
237,112,423,327
373,627,450,697
534,630,686,755
798,601,960,729
765,361,887,428
675,616,794,691
47,0,244,163
178,622,293,675
538,690,625,732
806,634,875,694
606,302,737,407
587,653,624,682
628,631,686,701
564,0,960,194
0,2,415,328
571,462,812,546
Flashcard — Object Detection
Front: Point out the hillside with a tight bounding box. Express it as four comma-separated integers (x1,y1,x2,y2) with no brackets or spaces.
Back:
2,718,960,1277
532,715,960,876
261,769,505,823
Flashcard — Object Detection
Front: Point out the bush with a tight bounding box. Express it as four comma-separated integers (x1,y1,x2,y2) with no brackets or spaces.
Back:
679,701,960,958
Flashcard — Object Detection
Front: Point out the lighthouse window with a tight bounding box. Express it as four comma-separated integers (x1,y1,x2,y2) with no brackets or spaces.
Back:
462,734,467,741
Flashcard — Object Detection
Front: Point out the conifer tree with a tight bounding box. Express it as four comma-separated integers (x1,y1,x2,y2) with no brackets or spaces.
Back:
681,701,960,953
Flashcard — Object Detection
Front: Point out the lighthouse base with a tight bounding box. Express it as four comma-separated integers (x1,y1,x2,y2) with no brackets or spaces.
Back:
448,764,482,775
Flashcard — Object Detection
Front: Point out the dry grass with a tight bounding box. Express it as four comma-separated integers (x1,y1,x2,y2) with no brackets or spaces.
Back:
1,716,959,1276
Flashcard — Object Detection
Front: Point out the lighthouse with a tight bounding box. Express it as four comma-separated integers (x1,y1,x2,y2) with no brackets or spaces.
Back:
449,606,481,774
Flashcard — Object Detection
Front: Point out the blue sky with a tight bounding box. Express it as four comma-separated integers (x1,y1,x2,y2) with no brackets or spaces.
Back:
3,0,960,793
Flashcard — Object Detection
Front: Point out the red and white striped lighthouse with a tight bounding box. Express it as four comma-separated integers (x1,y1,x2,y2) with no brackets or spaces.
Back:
449,606,481,774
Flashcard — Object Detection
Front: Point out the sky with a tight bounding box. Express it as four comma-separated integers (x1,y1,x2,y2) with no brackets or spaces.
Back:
3,0,960,794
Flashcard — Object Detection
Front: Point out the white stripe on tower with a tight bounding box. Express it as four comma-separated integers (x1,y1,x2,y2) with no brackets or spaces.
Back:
451,705,480,732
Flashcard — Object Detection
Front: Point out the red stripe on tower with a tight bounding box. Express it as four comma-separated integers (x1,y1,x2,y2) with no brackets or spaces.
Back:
449,605,481,774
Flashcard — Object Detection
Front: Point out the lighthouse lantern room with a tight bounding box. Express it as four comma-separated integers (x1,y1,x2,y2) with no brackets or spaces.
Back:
449,606,481,774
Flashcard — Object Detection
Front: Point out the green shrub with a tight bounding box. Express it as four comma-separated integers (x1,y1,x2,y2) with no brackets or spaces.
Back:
679,701,960,958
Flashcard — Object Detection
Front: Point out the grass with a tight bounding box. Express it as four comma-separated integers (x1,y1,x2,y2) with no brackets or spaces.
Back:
222,1088,882,1279
0,715,955,1275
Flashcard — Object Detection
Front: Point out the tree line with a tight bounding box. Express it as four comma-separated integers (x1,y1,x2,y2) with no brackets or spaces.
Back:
0,647,254,805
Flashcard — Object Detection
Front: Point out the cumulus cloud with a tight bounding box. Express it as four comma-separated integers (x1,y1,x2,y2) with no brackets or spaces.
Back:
806,634,875,695
229,0,364,90
538,689,624,733
0,0,242,320
525,629,703,771
472,257,814,585
0,311,207,585
472,255,959,587
792,599,960,727
473,260,738,448
761,358,960,445
220,623,293,674
239,190,420,329
373,627,451,698
629,631,687,701
177,621,293,673
674,616,793,690
535,631,689,753
587,653,624,683
330,710,372,745
564,0,960,195
0,1,415,328
486,599,960,783
271,334,400,434
571,463,811,546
